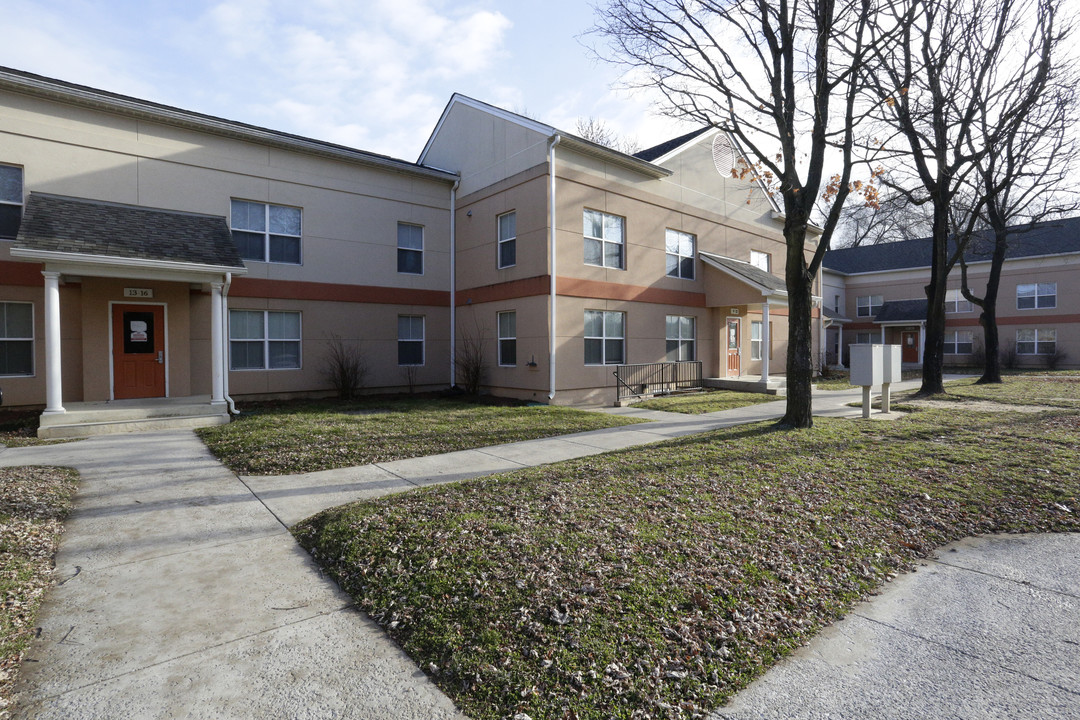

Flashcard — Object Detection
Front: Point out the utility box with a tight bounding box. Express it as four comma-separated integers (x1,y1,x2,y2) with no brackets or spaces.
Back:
881,344,902,385
849,344,883,387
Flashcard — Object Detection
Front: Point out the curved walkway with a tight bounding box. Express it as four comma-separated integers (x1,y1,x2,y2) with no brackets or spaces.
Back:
2,380,1074,718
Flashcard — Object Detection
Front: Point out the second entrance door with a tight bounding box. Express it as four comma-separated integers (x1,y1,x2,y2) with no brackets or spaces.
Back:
113,304,166,399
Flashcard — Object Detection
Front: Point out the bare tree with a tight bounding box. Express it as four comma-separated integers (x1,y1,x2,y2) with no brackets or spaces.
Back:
863,0,1062,396
575,116,642,154
592,0,886,428
836,187,933,247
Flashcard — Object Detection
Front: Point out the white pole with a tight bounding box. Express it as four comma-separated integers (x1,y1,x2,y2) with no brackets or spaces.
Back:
210,280,225,404
761,302,770,382
42,270,65,414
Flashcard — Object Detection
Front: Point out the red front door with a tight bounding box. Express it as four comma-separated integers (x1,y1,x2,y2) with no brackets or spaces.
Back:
727,318,741,376
901,331,919,363
113,304,166,399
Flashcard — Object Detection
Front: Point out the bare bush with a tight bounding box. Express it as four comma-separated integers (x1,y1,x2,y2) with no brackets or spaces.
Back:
1000,341,1019,370
320,334,368,400
457,324,487,395
1045,347,1068,371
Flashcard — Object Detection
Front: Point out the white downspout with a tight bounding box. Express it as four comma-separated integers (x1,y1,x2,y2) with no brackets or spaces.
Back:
221,271,238,415
449,179,460,389
548,134,561,401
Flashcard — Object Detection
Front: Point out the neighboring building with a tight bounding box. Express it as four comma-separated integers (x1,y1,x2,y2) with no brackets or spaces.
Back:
0,68,823,432
822,218,1080,369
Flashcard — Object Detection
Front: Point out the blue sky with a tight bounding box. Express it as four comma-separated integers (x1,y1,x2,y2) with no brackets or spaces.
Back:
1,0,688,160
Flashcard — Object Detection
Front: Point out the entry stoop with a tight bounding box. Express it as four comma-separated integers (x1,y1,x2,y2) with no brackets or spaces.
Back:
38,396,231,439
704,376,787,396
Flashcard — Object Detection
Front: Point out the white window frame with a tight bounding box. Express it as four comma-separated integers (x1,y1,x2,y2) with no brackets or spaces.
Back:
0,164,24,241
398,315,425,366
943,330,974,355
0,301,34,377
1017,282,1056,310
855,332,874,344
497,211,516,269
230,200,302,265
228,310,302,371
750,250,771,273
1016,328,1056,355
665,315,696,362
583,209,625,270
856,295,883,318
397,223,424,275
584,310,625,365
665,229,695,280
945,289,973,313
497,311,517,367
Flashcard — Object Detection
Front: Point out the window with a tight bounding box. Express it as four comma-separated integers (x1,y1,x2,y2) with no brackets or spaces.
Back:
665,229,695,279
943,330,974,354
0,165,23,240
856,295,883,318
397,223,424,274
834,295,841,313
584,310,625,365
498,311,517,366
750,320,773,361
498,212,516,268
229,310,301,370
584,209,625,269
0,302,33,376
855,332,874,344
398,315,424,365
1016,328,1056,355
665,315,696,362
1017,282,1056,310
230,200,302,264
750,250,771,272
945,289,973,313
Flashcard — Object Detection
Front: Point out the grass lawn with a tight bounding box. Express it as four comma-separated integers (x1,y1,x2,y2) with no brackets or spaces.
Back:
0,466,79,711
197,396,646,475
635,390,780,414
295,392,1079,719
0,410,75,449
941,374,1080,407
814,369,923,390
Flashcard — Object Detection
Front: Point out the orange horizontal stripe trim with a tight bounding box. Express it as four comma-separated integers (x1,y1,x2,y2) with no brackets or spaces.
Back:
996,313,1080,325
0,260,44,286
557,277,707,307
230,277,450,306
457,275,551,306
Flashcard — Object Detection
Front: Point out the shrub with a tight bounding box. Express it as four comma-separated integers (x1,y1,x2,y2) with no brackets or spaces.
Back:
1045,347,1068,371
320,334,368,400
457,324,487,395
1000,340,1019,370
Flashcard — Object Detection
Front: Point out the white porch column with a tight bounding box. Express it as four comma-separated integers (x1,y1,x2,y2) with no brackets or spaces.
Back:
837,324,845,368
210,281,225,405
919,324,926,366
42,271,65,414
761,302,770,382
880,326,886,344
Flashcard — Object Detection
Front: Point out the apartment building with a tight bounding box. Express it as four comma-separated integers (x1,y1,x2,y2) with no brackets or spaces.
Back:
0,68,818,432
822,219,1080,369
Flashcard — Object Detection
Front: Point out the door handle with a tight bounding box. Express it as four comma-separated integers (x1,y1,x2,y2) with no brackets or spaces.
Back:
157,351,164,364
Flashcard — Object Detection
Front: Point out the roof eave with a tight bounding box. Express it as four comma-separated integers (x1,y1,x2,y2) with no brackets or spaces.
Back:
10,247,249,277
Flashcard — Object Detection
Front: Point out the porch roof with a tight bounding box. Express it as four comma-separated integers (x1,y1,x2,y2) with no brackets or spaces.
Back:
875,298,927,324
699,251,787,296
12,193,247,275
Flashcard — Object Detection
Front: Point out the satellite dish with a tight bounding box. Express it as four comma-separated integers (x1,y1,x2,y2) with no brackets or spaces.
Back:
712,133,735,175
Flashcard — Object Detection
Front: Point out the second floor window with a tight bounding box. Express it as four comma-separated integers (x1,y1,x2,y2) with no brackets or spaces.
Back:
397,223,424,274
857,295,883,318
498,212,516,268
1017,282,1056,310
945,289,973,313
750,250,771,272
230,200,302,264
1,165,24,240
584,209,624,269
665,229,695,279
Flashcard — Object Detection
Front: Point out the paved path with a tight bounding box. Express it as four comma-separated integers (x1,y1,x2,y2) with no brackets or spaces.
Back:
5,378,1073,718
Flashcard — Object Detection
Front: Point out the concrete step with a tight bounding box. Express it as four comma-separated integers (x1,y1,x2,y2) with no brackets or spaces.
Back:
39,402,225,427
38,412,231,439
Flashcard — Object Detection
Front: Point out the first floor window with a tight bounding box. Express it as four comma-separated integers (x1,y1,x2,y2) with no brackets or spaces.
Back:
230,200,302,264
665,315,696,361
750,320,773,361
1017,282,1056,310
1016,328,1056,355
943,330,974,354
0,164,23,240
584,310,625,365
229,310,301,370
584,209,625,269
855,332,874,344
945,289,973,313
857,295,883,318
398,223,424,274
398,315,424,365
498,311,517,366
0,302,33,376
498,212,516,268
665,229,695,279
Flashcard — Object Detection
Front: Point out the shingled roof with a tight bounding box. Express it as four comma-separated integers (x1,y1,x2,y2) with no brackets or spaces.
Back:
875,299,928,323
633,127,712,162
823,216,1080,275
699,251,787,294
15,193,246,269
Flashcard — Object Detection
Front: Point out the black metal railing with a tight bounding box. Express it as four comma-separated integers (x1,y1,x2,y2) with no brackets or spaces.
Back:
613,361,703,401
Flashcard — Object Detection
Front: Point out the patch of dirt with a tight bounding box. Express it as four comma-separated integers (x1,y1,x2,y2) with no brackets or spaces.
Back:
903,398,1046,413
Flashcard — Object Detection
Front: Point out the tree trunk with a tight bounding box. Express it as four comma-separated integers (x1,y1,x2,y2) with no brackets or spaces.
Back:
780,225,815,428
918,197,950,396
976,226,1008,384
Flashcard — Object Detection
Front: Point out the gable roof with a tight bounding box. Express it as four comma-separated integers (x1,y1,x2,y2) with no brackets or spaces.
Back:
633,127,712,162
0,66,457,183
699,251,787,295
417,93,672,179
14,193,246,270
824,216,1080,275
